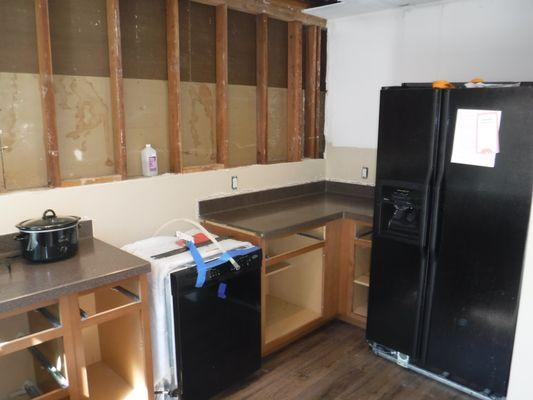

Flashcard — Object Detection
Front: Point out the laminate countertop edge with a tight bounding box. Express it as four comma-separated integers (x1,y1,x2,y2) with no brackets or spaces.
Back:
0,238,150,314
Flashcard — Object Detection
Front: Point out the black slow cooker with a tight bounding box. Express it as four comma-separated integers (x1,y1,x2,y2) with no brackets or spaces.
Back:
15,209,81,263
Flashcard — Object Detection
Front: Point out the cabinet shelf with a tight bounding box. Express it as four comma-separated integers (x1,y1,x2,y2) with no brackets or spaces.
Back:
86,362,134,400
265,295,321,345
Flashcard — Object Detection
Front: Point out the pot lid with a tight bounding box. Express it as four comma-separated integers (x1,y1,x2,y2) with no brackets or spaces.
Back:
16,209,80,232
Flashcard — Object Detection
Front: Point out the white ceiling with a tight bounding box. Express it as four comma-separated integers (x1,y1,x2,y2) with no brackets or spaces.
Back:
304,0,459,19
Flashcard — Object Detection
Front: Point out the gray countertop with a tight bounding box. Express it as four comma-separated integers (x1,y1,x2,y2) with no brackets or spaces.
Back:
0,237,150,314
202,192,374,238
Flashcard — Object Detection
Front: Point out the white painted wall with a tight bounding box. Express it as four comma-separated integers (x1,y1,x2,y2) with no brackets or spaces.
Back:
324,1,533,398
325,0,533,151
0,160,325,246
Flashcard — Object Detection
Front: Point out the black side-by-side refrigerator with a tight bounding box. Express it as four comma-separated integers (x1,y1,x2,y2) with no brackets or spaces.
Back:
367,84,533,399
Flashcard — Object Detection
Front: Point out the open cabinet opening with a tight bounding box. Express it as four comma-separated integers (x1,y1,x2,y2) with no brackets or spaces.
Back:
265,247,323,345
0,337,67,399
82,312,148,400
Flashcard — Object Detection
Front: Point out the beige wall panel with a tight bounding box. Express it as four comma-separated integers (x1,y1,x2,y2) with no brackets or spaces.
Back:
124,78,169,177
325,145,377,185
181,81,217,167
228,84,256,167
54,75,115,180
0,73,47,190
267,87,288,163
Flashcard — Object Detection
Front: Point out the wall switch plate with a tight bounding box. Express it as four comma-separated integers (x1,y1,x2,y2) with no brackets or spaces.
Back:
231,176,238,190
361,166,369,180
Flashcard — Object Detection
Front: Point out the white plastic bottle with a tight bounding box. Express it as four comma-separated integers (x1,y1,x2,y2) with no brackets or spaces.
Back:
141,144,158,177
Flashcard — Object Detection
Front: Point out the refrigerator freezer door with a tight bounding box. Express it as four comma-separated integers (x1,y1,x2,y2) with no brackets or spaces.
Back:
367,88,441,358
422,87,533,397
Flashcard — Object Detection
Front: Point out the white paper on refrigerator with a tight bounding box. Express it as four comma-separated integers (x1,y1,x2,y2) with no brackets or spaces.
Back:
450,109,502,168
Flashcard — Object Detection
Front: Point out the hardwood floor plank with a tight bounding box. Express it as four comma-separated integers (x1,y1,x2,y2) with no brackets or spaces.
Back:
215,321,472,400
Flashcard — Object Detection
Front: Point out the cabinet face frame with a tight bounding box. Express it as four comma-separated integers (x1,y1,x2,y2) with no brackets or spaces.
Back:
0,274,153,400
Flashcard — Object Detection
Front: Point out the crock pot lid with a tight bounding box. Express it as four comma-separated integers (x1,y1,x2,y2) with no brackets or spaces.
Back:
16,209,80,232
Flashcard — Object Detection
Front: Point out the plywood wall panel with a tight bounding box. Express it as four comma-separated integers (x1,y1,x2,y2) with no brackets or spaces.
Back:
0,73,47,190
124,78,170,177
268,18,288,89
55,75,115,179
0,0,38,74
228,84,257,167
267,87,288,163
119,0,168,80
228,10,256,86
49,0,110,77
181,81,217,167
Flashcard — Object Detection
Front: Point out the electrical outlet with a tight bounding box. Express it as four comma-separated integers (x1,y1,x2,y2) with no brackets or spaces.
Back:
361,166,369,180
231,176,238,191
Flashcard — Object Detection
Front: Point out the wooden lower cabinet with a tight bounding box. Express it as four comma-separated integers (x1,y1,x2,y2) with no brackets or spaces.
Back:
0,274,153,400
204,221,348,356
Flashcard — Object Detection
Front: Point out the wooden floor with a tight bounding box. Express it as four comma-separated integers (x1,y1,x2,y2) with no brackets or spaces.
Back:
215,321,472,400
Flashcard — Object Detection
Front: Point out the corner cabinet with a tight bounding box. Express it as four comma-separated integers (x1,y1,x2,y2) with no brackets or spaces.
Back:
0,274,153,400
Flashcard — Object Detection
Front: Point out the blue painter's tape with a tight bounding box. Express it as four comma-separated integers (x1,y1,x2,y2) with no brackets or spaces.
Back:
217,282,227,299
187,242,261,288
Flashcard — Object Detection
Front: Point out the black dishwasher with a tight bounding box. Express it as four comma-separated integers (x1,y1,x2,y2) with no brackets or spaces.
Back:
170,248,262,400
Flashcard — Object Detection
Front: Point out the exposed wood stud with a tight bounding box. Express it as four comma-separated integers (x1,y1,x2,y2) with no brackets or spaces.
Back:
256,13,268,164
167,0,183,172
35,0,61,187
287,20,303,162
314,28,322,158
106,0,127,178
216,4,229,166
304,25,319,158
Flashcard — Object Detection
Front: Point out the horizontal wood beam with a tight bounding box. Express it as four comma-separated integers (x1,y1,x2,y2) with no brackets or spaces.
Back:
167,0,183,173
35,0,61,187
265,240,325,266
80,302,141,328
182,163,225,173
61,174,122,187
192,0,326,28
0,326,64,357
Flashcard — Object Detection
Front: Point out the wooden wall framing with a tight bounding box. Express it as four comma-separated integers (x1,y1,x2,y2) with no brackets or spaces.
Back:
167,0,183,173
35,0,61,187
3,0,324,191
106,0,127,178
256,14,268,164
216,4,229,166
304,25,320,158
287,21,302,162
